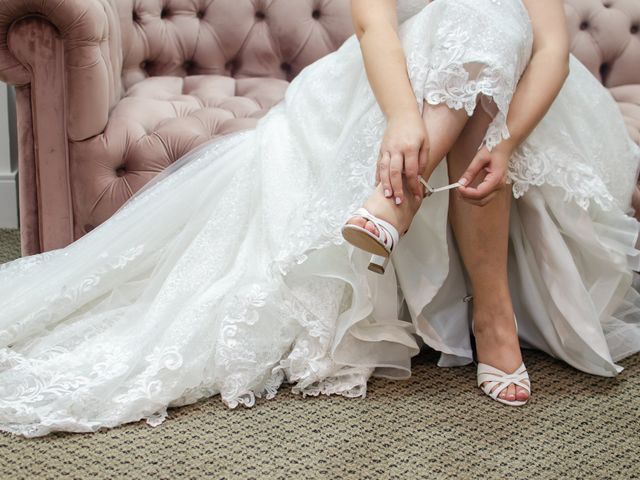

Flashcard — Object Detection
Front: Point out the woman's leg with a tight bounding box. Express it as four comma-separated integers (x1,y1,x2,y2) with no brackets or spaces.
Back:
347,99,528,402
345,103,468,235
446,104,529,402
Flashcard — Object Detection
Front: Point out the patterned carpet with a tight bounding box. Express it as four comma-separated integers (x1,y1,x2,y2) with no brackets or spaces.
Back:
0,228,638,480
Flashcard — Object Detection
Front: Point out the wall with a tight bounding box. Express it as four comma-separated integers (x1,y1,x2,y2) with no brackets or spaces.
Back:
0,82,18,228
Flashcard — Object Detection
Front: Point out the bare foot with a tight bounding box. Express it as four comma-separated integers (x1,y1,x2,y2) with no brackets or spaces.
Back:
472,297,530,403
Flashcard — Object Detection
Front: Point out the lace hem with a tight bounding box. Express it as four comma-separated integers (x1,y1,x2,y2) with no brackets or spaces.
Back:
402,12,526,151
406,27,515,151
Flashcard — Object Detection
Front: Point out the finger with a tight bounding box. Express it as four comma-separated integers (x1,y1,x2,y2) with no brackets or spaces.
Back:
457,152,488,188
379,151,392,198
418,139,430,175
375,150,381,185
389,151,404,204
458,172,502,201
457,193,485,207
462,190,497,206
404,148,422,200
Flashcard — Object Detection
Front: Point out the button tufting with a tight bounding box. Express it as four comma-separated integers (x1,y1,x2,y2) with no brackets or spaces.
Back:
184,60,195,71
632,25,639,34
255,11,266,20
132,11,140,22
312,9,321,19
280,62,291,72
579,21,589,30
196,10,205,19
115,166,126,177
160,7,169,18
599,63,609,82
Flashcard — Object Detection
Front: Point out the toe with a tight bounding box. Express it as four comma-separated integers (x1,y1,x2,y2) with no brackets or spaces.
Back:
516,386,529,401
508,384,517,401
364,220,379,236
347,216,367,228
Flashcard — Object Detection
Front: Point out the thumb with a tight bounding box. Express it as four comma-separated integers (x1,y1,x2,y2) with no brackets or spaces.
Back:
458,152,487,188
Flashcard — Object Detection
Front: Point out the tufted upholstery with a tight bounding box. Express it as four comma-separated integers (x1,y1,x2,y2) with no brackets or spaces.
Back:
0,0,352,254
564,0,640,143
0,0,638,254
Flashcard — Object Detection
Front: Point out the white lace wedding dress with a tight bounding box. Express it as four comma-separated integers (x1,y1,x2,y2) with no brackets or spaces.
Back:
2,0,640,437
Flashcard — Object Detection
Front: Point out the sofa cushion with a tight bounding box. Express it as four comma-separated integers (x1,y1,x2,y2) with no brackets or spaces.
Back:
70,74,289,235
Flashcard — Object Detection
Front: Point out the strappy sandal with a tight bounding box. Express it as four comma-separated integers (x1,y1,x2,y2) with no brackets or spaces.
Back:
341,176,462,274
341,207,400,274
477,362,531,406
471,310,531,406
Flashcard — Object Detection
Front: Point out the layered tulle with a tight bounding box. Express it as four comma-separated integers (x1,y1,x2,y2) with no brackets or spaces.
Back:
0,0,639,437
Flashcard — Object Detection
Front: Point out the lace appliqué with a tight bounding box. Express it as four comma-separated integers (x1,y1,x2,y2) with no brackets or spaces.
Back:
0,245,146,345
509,143,618,210
404,18,522,151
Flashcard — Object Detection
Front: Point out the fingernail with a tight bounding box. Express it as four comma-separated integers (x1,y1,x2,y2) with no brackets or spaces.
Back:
414,194,421,202
458,178,467,186
395,196,401,205
384,189,391,197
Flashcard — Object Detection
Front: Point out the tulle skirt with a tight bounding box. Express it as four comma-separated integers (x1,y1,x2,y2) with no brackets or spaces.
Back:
1,0,639,437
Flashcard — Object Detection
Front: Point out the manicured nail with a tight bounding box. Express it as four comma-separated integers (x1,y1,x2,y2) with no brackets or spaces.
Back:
395,196,401,205
384,189,391,197
458,178,467,186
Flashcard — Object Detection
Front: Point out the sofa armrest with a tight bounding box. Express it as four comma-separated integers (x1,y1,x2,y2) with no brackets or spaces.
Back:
0,0,123,141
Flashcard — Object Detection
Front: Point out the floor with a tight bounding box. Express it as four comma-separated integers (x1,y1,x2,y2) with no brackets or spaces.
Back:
1,228,638,479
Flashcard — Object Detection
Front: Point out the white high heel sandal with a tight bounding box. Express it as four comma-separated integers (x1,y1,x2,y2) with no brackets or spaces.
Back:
470,305,531,407
341,207,399,274
341,176,462,274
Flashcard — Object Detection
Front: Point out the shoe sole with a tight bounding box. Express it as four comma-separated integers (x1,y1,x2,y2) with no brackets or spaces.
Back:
341,225,390,257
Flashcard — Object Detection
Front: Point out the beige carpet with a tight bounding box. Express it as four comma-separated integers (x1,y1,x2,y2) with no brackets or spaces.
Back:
0,228,638,480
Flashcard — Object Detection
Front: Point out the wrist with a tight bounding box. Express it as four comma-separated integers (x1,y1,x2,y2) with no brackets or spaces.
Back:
493,137,518,156
386,103,421,122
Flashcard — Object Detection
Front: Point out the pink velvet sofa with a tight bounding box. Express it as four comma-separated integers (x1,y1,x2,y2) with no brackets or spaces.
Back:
0,0,638,255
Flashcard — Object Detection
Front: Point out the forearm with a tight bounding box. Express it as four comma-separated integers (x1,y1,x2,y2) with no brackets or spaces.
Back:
496,50,570,154
357,23,420,120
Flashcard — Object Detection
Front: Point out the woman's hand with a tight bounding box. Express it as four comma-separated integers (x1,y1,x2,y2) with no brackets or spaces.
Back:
376,110,430,205
456,143,512,206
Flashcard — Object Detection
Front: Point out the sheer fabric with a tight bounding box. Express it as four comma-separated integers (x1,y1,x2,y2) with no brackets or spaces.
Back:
1,0,639,437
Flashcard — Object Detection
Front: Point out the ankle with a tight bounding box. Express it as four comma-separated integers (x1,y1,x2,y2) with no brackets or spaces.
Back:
471,302,517,337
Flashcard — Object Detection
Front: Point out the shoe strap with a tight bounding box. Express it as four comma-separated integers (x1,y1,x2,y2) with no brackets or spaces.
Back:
419,176,462,196
477,362,530,400
351,207,399,250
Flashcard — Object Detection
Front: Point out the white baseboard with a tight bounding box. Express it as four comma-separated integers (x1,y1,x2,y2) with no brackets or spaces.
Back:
0,170,18,228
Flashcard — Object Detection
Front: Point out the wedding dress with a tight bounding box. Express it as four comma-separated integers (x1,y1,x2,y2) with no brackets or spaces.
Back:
2,0,640,437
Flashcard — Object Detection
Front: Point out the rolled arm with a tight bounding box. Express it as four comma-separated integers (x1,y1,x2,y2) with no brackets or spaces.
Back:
0,0,123,140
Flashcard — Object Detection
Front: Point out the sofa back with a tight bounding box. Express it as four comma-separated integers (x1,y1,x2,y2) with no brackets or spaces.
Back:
563,0,640,88
116,0,640,91
116,0,354,90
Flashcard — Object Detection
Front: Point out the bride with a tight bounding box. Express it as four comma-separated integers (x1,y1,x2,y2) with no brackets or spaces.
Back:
1,0,640,437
